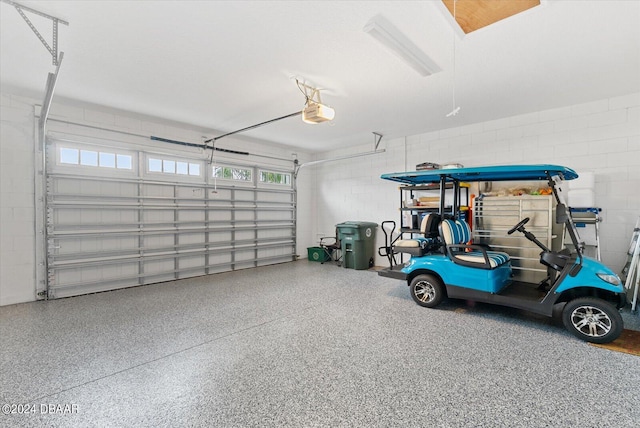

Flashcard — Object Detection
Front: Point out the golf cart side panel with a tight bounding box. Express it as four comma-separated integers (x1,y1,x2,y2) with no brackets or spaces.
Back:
554,257,626,295
442,263,513,294
406,255,512,294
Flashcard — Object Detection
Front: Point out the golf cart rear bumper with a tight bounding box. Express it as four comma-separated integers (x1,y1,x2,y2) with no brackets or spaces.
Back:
377,266,408,281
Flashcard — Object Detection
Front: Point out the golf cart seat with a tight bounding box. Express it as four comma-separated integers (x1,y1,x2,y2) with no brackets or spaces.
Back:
440,219,510,269
393,213,441,256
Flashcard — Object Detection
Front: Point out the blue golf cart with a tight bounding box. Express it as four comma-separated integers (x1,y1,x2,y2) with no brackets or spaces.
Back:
378,165,626,343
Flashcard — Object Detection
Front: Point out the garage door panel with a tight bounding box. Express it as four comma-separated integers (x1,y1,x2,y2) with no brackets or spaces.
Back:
117,210,138,223
46,138,296,299
208,252,232,265
142,184,174,197
258,247,292,259
179,255,206,271
234,230,255,241
54,180,81,194
144,235,175,249
178,233,205,245
176,186,205,198
211,212,232,222
209,231,232,242
257,229,293,239
54,209,82,225
257,211,292,221
260,192,291,203
234,208,254,218
56,236,139,256
179,211,205,222
145,210,175,222
235,249,257,262
142,259,175,277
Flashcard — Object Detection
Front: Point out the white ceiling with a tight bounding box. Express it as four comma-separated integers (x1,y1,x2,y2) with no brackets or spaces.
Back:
1,1,639,152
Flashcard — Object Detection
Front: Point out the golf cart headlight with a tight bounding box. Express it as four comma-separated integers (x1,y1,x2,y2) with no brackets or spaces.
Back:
597,273,621,285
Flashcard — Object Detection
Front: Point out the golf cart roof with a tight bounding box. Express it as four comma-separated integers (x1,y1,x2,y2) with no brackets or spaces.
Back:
380,164,578,185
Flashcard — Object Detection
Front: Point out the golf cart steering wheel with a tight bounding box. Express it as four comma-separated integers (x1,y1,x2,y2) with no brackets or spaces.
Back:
508,217,530,235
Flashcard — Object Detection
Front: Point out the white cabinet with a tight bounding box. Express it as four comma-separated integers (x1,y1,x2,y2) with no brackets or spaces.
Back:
473,195,564,283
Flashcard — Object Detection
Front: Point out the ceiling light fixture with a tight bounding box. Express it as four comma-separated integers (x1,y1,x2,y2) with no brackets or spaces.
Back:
363,15,441,77
297,80,335,124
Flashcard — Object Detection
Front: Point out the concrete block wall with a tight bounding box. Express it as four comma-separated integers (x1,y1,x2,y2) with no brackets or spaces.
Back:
311,92,640,271
0,90,314,306
2,89,637,305
0,93,37,305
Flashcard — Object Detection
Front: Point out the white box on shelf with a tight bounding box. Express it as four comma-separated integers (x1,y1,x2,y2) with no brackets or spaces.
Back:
569,171,595,190
568,189,595,207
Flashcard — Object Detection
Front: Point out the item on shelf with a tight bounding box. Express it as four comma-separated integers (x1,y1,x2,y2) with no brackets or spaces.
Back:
568,188,595,207
441,163,464,169
416,162,440,170
569,171,595,190
531,187,553,196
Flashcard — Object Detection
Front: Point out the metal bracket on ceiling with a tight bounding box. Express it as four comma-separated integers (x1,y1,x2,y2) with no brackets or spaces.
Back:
373,132,383,151
296,79,324,105
1,0,69,66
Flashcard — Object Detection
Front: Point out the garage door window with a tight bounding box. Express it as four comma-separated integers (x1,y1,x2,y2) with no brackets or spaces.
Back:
259,170,291,186
213,165,252,182
148,157,201,177
59,147,132,170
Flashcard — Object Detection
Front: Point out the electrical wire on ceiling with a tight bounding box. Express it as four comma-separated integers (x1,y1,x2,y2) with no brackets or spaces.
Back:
446,0,461,118
295,78,311,104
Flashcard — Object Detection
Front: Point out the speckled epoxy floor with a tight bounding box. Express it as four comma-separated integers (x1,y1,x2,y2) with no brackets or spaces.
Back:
1,260,639,427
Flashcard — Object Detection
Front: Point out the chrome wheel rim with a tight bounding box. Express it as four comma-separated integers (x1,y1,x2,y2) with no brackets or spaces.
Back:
414,281,436,303
570,305,612,337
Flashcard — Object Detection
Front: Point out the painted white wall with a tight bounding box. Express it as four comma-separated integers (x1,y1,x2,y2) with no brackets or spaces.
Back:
2,90,638,306
0,90,314,306
0,93,37,305
311,92,640,271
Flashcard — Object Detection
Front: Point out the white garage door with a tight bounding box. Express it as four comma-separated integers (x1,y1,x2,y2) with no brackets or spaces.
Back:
44,136,296,298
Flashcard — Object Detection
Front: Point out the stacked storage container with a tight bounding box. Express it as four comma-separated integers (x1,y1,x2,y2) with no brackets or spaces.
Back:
567,171,595,208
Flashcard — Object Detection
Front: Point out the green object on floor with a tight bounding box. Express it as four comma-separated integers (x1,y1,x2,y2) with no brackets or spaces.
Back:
336,221,378,270
307,247,330,262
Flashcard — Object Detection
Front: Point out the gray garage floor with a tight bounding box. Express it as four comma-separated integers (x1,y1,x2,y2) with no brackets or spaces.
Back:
1,260,639,427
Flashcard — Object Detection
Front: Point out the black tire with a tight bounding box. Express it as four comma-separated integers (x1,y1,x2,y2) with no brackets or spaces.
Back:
562,297,623,344
409,274,445,308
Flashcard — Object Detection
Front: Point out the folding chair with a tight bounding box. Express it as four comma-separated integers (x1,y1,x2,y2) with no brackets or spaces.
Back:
319,232,342,265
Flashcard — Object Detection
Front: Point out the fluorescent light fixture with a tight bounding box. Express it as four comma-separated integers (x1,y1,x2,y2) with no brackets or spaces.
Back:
302,102,335,124
363,15,441,77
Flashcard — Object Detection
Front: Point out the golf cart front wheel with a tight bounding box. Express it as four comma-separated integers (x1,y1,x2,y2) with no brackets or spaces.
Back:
562,297,622,344
409,274,444,308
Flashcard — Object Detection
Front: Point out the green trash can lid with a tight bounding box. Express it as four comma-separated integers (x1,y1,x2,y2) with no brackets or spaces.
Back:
336,221,378,228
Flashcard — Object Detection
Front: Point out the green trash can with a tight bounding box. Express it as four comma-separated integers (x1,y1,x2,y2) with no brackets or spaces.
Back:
336,221,378,270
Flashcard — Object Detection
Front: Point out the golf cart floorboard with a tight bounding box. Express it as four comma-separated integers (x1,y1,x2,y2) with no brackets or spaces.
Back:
447,281,553,316
498,281,546,301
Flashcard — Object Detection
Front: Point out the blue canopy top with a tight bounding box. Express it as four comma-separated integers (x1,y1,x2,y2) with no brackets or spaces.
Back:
380,164,578,185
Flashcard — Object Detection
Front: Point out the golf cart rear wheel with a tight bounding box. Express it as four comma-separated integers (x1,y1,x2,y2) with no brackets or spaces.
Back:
562,297,622,344
409,274,444,308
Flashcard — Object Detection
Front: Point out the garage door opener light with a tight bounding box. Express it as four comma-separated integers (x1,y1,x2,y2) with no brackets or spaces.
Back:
297,80,335,124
